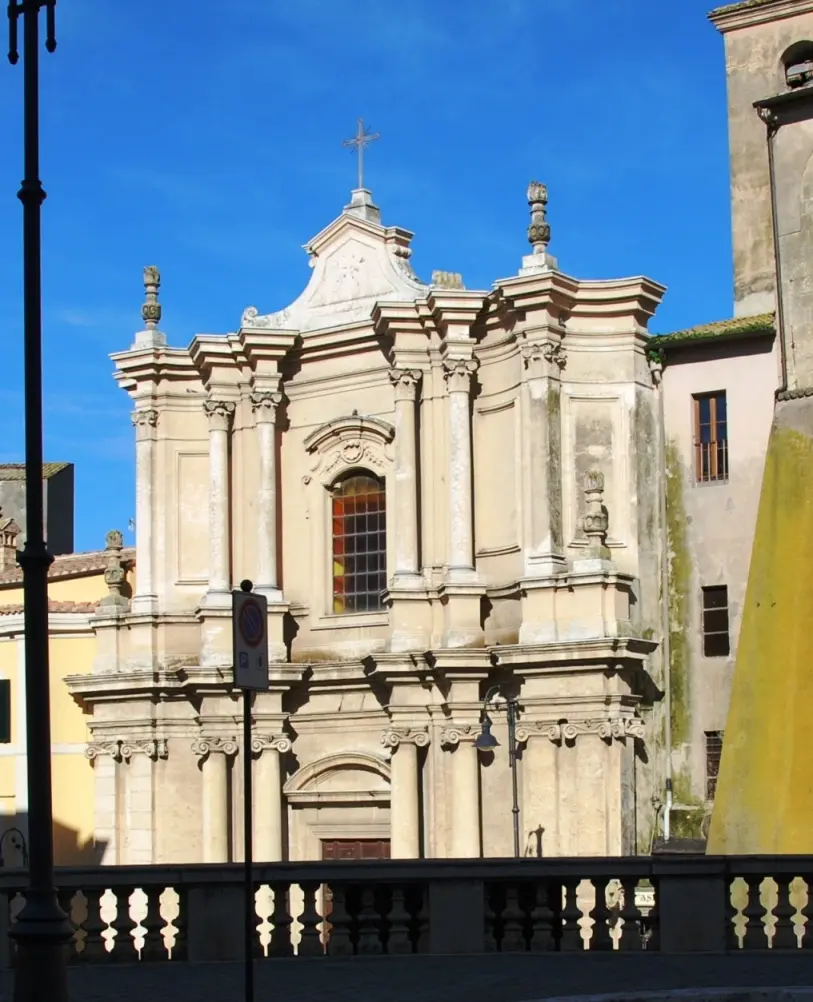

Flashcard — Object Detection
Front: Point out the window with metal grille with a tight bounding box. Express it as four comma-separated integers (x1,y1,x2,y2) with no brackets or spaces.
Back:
705,730,724,800
0,679,9,743
331,473,386,614
693,391,728,484
702,585,730,658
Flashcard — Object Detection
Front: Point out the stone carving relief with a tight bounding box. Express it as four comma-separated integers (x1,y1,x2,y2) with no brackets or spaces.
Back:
307,240,392,309
514,716,644,746
442,357,479,394
521,340,566,377
203,398,236,431
304,414,395,485
251,734,292,756
440,723,476,748
86,738,169,763
250,390,283,422
131,408,159,439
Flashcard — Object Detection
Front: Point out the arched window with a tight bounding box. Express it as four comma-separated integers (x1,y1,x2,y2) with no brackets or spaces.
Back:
331,472,386,614
783,41,813,89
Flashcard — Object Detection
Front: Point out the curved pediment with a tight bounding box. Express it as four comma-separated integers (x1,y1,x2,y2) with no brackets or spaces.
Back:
240,194,427,334
284,752,391,804
303,414,395,455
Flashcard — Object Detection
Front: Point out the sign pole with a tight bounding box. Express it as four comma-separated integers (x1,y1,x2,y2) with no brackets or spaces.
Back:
233,579,269,1002
243,678,253,1002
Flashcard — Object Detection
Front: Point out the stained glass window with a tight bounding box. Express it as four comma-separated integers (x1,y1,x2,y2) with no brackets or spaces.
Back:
331,473,386,614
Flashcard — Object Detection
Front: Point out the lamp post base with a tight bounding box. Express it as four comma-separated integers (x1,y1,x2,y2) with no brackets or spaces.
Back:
10,889,72,1002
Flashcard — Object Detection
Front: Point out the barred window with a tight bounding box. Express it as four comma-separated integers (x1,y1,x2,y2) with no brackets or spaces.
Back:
705,730,724,800
331,473,386,614
693,391,728,484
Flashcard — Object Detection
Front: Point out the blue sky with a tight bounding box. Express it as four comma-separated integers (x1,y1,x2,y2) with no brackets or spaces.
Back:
0,0,733,552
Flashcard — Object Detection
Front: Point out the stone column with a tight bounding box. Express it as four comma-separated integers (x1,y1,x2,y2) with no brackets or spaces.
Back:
382,726,429,858
203,399,235,601
250,391,283,599
120,738,167,865
442,358,478,579
193,736,237,863
251,734,291,862
520,341,566,576
86,740,123,865
441,725,481,857
131,408,159,614
388,368,422,583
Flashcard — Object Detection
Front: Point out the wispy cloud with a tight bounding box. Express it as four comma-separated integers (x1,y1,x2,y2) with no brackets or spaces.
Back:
53,307,135,333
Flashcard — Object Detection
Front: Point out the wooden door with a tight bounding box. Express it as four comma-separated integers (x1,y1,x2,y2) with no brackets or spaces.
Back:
320,839,391,945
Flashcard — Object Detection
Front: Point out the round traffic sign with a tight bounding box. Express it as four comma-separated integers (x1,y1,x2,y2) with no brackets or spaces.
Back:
238,598,265,648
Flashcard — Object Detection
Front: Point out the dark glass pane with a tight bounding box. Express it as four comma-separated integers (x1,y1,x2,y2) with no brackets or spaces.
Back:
704,609,729,633
699,421,712,445
703,587,728,610
704,631,730,658
698,396,711,425
715,392,727,422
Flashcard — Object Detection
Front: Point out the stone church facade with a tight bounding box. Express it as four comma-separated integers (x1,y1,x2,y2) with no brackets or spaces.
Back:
66,182,673,865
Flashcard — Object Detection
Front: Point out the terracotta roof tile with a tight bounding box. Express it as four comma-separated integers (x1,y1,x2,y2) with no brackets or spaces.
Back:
0,546,134,586
0,462,71,481
0,600,99,617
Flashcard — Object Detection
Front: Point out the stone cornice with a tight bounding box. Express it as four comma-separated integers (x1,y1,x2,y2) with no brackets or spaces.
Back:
709,0,813,33
514,714,645,745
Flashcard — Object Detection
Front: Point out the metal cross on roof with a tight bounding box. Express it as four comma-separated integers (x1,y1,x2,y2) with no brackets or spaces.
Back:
342,118,380,191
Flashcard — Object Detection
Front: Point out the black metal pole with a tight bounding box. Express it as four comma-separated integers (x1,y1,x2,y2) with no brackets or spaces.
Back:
507,700,521,858
7,2,72,1001
243,691,254,1002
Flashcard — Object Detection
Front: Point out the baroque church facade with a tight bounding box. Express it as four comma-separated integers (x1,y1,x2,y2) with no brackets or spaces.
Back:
58,0,810,865
67,183,670,865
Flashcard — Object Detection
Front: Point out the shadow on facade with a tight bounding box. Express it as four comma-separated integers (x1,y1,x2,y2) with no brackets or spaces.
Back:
0,813,107,869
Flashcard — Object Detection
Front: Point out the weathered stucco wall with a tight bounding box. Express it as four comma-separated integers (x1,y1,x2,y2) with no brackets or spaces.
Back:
661,334,777,824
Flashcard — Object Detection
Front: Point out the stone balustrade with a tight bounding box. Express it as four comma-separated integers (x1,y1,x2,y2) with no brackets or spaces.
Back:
1,856,812,967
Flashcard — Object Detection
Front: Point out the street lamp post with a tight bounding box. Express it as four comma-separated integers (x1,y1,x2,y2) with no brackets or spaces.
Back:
475,686,521,858
7,3,73,1001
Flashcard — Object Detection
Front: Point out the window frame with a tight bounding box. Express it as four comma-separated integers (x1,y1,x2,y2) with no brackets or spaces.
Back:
329,470,387,616
692,390,729,485
701,584,731,658
0,679,10,744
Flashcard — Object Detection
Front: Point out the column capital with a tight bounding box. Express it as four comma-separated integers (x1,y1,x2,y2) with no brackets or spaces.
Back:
440,722,478,748
251,733,292,756
515,715,645,746
442,357,478,394
87,737,168,762
521,339,566,379
192,735,239,759
382,726,430,750
388,367,423,402
204,397,236,431
250,390,283,423
131,407,159,439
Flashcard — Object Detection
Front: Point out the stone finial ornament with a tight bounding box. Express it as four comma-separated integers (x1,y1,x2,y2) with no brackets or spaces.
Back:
582,470,610,554
141,266,161,330
0,509,21,572
98,528,129,613
527,181,551,253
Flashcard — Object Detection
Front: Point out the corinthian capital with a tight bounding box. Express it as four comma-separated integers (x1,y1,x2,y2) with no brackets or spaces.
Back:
250,390,283,423
388,367,423,402
204,398,236,431
131,408,159,440
442,357,478,394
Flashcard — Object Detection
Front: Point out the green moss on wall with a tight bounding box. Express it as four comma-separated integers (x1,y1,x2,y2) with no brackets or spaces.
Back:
665,440,690,749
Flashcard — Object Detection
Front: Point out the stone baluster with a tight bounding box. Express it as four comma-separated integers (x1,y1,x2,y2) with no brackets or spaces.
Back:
251,734,291,861
441,725,481,857
442,357,478,580
193,736,238,863
382,727,429,858
131,408,159,614
250,391,284,600
203,398,235,602
388,368,423,584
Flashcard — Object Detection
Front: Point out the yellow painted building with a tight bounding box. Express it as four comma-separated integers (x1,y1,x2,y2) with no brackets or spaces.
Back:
0,535,134,866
